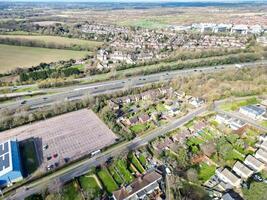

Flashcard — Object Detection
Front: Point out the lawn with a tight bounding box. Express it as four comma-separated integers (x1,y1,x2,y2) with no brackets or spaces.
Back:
130,123,147,133
260,120,267,128
79,174,102,198
138,154,147,168
198,163,216,182
128,153,145,174
19,139,39,176
243,182,267,200
0,35,102,51
97,168,118,193
108,165,124,185
62,181,83,200
219,97,259,111
0,44,89,73
115,160,134,184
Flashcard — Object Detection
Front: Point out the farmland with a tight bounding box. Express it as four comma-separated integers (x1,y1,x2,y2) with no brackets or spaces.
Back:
0,44,89,73
0,35,102,51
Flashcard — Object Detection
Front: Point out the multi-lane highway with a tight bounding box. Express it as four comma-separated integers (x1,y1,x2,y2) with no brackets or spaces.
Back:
1,60,266,111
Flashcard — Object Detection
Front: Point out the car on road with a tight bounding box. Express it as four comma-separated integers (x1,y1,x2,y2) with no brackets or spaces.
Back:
21,100,27,105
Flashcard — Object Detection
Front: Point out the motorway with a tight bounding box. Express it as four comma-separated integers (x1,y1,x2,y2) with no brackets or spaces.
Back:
5,106,206,200
1,60,266,111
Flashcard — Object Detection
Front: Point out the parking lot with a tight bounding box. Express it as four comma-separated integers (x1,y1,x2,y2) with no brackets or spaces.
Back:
0,109,118,172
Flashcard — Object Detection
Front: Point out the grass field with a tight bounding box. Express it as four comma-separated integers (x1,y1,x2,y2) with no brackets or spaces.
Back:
0,44,89,73
219,97,259,111
97,168,118,193
79,174,102,198
115,160,134,184
0,35,102,50
129,153,145,174
198,163,216,182
62,181,83,200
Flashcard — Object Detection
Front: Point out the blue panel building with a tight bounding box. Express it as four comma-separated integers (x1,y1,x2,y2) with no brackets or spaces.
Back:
0,139,23,187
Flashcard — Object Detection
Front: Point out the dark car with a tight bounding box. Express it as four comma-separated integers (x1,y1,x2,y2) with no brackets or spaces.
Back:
252,174,263,182
21,100,27,105
47,156,52,161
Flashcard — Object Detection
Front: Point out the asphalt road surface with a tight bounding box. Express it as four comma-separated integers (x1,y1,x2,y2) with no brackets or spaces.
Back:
5,106,206,200
1,60,266,111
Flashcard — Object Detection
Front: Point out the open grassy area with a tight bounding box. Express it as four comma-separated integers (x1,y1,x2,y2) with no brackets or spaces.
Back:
122,19,167,29
260,120,267,128
115,160,134,184
0,35,102,50
19,139,39,176
108,165,124,185
62,181,83,200
138,154,147,168
0,44,89,73
198,163,216,182
219,97,259,111
130,123,147,133
97,168,118,193
79,174,102,198
128,153,145,174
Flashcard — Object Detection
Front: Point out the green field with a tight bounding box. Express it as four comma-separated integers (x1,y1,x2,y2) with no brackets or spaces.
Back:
198,163,216,182
0,35,102,50
115,160,134,184
97,168,118,193
128,153,145,174
0,44,89,73
219,97,259,111
79,174,102,198
62,181,83,200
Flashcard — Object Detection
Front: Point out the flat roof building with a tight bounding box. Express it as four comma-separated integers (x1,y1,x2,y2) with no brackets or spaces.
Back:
232,161,253,179
244,155,265,172
0,139,23,187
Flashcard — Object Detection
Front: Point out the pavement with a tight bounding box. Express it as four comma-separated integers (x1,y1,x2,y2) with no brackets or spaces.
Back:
1,60,266,111
4,106,207,200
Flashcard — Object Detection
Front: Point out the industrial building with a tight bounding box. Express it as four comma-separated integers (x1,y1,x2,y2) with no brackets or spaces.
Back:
0,139,23,187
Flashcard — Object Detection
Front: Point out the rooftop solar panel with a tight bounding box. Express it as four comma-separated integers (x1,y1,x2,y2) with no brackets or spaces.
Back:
0,152,10,171
0,142,9,155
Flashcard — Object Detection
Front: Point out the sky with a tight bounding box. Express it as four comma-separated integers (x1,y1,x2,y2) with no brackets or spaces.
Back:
1,0,265,2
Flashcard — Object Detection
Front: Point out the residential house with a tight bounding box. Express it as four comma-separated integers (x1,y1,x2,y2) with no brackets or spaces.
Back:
232,161,253,180
244,155,265,172
229,119,246,131
139,114,151,124
216,168,241,187
260,140,267,152
239,105,266,120
215,114,232,125
189,97,205,107
127,117,139,126
112,170,162,200
255,148,267,163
